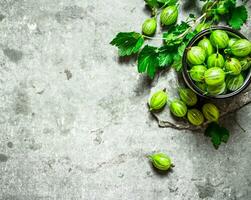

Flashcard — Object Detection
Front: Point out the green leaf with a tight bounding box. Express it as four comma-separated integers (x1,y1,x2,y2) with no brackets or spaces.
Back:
163,22,190,45
224,0,236,9
110,32,144,56
228,6,248,30
211,132,221,149
138,45,159,79
205,122,218,137
144,0,159,9
172,58,182,71
158,46,177,67
167,42,186,71
177,42,186,57
219,127,230,143
172,21,190,34
205,122,230,149
157,0,177,5
185,31,197,41
158,52,173,67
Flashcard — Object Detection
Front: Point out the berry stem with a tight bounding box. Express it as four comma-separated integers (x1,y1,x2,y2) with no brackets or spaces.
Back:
144,1,218,41
147,155,152,159
176,0,218,39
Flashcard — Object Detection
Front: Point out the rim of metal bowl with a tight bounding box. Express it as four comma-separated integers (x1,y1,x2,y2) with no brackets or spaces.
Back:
182,26,251,99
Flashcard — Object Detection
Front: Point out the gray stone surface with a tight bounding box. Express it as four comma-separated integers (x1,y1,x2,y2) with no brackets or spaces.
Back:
0,0,250,199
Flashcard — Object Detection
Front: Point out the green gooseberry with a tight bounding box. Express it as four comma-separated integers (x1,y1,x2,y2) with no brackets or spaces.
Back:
207,53,225,68
202,103,220,122
149,89,168,111
229,39,251,57
189,65,207,82
142,18,157,36
170,99,187,117
228,38,238,48
195,82,207,92
225,58,242,75
187,46,206,65
210,30,229,49
204,67,225,86
149,153,173,171
195,22,211,33
187,109,204,126
178,88,198,106
207,82,226,96
239,57,251,71
226,74,244,91
160,6,178,26
198,37,214,57
216,2,228,15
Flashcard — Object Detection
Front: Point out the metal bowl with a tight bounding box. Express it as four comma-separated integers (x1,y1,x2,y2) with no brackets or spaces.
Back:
182,26,251,99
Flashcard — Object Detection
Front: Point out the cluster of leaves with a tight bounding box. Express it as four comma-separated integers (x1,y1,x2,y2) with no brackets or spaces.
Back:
201,0,248,30
110,0,249,79
111,19,197,78
205,122,230,149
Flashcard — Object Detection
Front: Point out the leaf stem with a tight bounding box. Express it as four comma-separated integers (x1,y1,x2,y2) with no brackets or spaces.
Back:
174,0,218,40
176,13,207,40
143,35,165,40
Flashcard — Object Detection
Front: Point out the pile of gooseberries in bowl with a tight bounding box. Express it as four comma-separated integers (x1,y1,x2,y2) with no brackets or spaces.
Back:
182,26,251,99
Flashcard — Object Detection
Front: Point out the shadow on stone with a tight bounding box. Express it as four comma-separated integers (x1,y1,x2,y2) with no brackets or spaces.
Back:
118,54,138,65
149,162,174,178
142,5,152,16
182,0,201,14
134,75,154,97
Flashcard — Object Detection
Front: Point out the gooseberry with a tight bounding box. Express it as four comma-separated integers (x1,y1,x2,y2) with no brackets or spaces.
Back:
187,46,206,65
170,99,187,117
216,3,228,15
207,82,226,96
187,109,204,126
210,30,229,49
226,74,244,91
189,65,207,82
195,82,207,92
149,89,168,111
228,39,251,57
202,103,220,122
239,57,251,71
178,88,198,106
198,37,214,57
142,18,157,36
204,67,225,86
149,153,173,171
207,53,225,68
160,6,178,26
195,23,211,32
228,38,238,48
225,58,242,75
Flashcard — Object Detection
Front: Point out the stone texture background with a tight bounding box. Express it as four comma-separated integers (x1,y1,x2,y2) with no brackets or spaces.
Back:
0,0,250,199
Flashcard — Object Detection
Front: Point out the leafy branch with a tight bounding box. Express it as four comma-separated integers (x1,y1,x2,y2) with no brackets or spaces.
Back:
111,0,248,79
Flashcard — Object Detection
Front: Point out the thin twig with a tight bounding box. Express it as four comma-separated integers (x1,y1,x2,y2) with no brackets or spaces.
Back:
233,117,246,133
143,35,165,40
172,0,218,40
